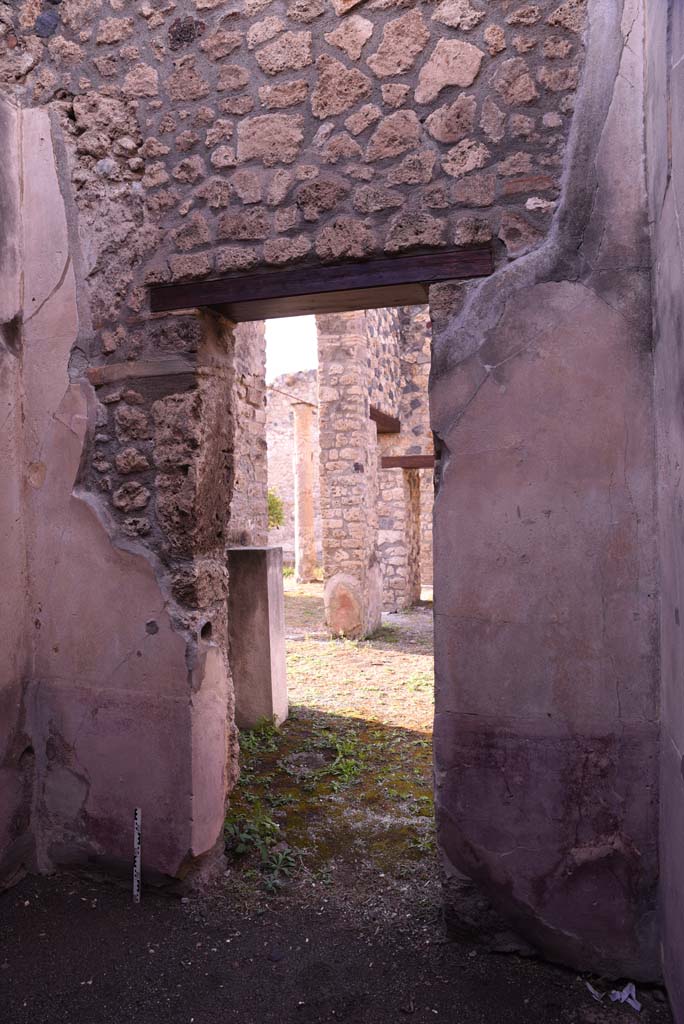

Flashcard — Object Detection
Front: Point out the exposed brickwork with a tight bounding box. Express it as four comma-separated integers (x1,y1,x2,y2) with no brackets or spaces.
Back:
0,0,584,344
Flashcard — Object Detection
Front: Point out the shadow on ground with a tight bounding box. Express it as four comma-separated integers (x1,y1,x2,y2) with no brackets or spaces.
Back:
0,583,673,1023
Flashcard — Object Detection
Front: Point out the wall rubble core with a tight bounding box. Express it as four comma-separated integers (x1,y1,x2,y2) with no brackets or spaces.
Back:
0,0,682,1004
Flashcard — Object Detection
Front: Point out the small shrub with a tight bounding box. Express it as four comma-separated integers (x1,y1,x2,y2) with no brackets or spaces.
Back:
268,489,285,529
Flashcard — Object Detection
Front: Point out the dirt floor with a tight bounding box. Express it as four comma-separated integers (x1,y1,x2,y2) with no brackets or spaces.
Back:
0,581,674,1023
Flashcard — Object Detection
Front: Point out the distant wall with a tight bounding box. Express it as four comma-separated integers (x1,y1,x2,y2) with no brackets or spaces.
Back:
645,4,684,1017
266,369,321,565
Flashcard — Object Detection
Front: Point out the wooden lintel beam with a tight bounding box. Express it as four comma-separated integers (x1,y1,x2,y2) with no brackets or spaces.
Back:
149,247,493,322
370,405,401,434
381,455,435,470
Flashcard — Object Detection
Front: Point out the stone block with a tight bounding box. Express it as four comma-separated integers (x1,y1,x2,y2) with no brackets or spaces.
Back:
227,547,288,729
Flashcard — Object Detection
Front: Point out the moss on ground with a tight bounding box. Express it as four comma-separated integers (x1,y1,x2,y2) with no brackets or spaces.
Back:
224,583,437,916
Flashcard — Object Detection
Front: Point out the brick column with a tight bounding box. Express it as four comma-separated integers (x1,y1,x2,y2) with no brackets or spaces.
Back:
292,402,317,582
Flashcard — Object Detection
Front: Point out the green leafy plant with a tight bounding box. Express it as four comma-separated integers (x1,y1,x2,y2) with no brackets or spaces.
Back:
239,718,281,755
268,489,285,529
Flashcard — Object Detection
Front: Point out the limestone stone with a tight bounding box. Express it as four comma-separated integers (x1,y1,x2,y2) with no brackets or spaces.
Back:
237,114,304,166
538,65,579,92
168,252,213,279
217,65,250,91
483,24,506,55
216,246,259,272
544,36,573,59
205,120,234,147
498,209,542,255
425,94,476,144
387,150,436,185
367,10,429,78
175,130,199,153
122,65,158,97
219,95,254,116
200,29,243,60
480,96,505,142
324,15,373,61
493,57,539,104
331,0,365,14
542,111,563,129
441,138,490,178
112,481,150,512
497,151,534,176
264,235,311,264
384,210,445,252
173,212,211,250
415,40,485,105
267,169,295,205
166,58,211,102
288,0,326,22
381,84,410,109
432,0,485,31
344,104,381,136
451,170,495,206
310,54,372,119
296,178,349,221
218,207,269,240
259,80,308,109
232,170,264,204
453,215,492,245
506,4,541,25
314,216,376,261
210,146,238,169
115,448,150,474
547,0,586,32
274,206,299,231
96,17,133,44
510,113,536,137
364,110,421,162
247,16,284,49
172,155,206,183
512,34,537,53
255,31,312,75
115,405,151,442
352,184,404,214
321,133,363,164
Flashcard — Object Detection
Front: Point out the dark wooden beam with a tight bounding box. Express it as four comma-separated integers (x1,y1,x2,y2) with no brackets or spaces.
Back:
149,247,493,322
381,454,435,470
370,405,400,434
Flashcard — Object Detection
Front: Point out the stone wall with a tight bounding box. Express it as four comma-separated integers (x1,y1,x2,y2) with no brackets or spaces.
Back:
645,4,684,1018
376,304,434,608
266,368,321,564
229,319,269,547
0,0,675,991
0,0,585,340
367,306,401,415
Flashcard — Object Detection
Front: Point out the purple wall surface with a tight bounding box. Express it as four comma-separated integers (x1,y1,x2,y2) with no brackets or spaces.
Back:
430,0,660,979
646,1,684,1017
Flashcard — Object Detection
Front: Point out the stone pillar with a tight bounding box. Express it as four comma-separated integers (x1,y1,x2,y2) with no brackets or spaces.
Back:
316,311,382,639
419,469,434,588
292,402,317,583
227,547,288,729
377,455,421,612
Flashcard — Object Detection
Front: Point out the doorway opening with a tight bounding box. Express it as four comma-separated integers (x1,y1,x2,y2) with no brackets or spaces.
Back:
226,303,437,921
